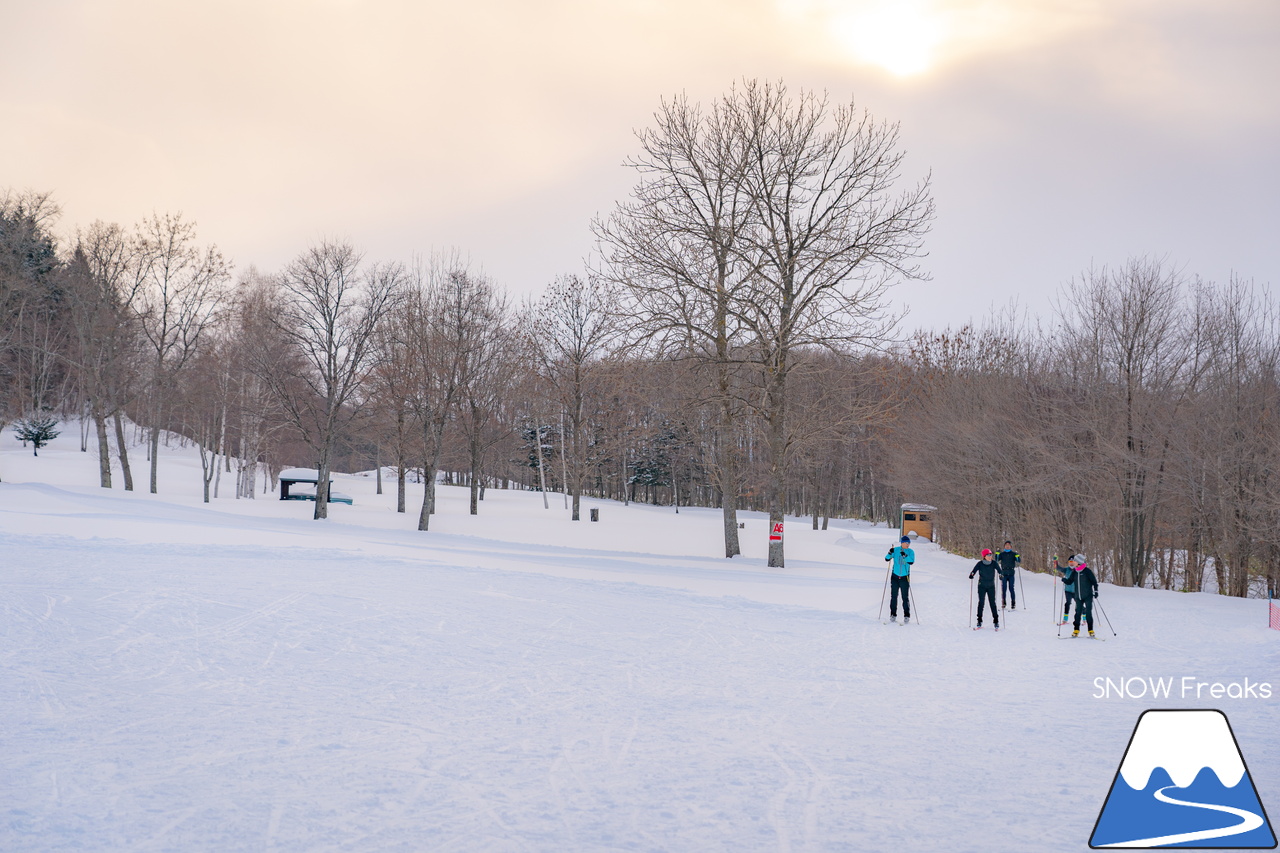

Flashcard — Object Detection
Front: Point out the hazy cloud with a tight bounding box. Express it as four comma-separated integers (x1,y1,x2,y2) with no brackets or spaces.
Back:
1,0,1274,329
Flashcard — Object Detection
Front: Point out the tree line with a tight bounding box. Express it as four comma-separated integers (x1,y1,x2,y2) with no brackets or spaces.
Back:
896,259,1279,599
2,80,1274,598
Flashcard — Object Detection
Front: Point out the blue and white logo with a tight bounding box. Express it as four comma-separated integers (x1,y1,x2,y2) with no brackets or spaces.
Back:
1091,709,1276,848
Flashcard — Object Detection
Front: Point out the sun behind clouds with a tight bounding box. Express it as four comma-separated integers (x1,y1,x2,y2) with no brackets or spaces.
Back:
829,0,946,76
778,0,1107,78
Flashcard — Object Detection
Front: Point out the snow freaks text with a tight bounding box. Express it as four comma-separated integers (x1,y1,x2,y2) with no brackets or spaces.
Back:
1093,676,1273,700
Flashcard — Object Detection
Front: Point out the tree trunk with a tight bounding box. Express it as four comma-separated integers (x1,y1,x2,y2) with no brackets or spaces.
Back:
94,409,113,488
200,447,214,503
765,366,788,568
314,449,331,520
149,425,160,493
621,448,629,506
535,424,549,509
113,412,133,491
417,464,437,531
469,433,481,516
417,413,449,530
717,395,741,557
559,413,570,512
213,404,227,499
395,407,407,512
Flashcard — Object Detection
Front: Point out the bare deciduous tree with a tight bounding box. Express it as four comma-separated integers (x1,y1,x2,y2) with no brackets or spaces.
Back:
734,80,934,567
596,89,754,557
260,240,402,519
393,254,491,531
455,287,516,515
65,222,146,489
134,212,231,493
526,274,620,522
1057,257,1208,586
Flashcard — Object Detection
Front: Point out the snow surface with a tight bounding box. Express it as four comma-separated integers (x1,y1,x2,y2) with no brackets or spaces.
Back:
2,426,1278,852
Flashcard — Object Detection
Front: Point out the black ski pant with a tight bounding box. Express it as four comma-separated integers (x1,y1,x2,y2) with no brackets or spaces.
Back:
890,574,911,618
1000,573,1016,607
976,582,998,626
1062,590,1075,620
1073,598,1094,632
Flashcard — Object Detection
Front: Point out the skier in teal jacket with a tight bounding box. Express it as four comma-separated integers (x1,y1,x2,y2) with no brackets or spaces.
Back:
885,536,915,623
1054,555,1077,624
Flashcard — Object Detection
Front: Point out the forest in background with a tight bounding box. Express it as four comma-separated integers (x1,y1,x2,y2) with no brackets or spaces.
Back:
3,82,1276,598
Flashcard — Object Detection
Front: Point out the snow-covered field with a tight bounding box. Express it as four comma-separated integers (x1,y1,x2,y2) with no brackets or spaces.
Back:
2,427,1277,852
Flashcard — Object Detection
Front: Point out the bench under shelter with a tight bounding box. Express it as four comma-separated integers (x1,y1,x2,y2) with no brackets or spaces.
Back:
279,468,353,505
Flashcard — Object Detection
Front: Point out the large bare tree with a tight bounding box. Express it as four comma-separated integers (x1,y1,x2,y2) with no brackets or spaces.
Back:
261,240,402,519
596,89,754,557
733,80,934,567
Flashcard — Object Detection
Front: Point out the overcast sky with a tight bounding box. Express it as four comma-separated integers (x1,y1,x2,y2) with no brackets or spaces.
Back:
3,0,1276,331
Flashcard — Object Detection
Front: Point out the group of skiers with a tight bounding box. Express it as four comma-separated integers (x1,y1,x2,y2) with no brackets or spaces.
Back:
885,535,1102,637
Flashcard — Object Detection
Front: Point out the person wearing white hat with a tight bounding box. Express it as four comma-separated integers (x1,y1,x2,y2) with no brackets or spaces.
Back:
1066,554,1100,638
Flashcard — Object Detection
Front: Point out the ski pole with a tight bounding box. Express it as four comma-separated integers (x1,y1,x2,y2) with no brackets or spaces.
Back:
1018,565,1026,611
1054,558,1063,638
969,573,974,629
1095,597,1117,637
908,579,920,626
1050,557,1056,623
877,561,892,622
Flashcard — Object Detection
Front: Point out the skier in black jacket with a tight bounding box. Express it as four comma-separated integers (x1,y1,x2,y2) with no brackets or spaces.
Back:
997,541,1020,609
1066,554,1100,637
969,549,1000,629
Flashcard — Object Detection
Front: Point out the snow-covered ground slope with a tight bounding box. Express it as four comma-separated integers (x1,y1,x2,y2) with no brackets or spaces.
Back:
2,428,1278,852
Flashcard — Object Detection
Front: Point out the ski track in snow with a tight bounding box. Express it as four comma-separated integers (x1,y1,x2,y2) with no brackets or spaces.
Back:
2,438,1279,852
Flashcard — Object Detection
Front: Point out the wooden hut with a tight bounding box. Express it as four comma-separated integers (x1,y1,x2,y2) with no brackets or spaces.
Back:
900,503,937,542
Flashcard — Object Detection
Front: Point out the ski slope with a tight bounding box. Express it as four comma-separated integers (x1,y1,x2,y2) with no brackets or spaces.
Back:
2,427,1277,852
